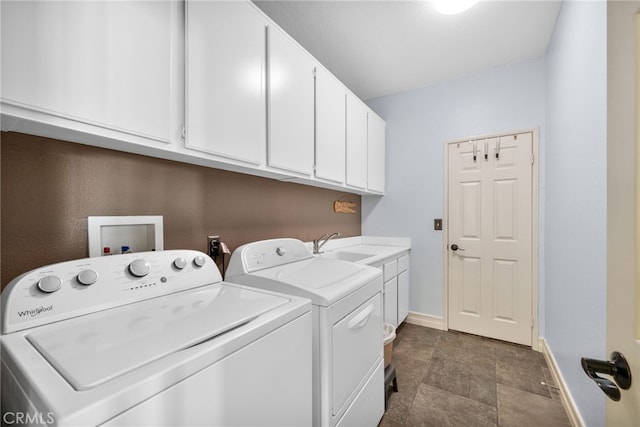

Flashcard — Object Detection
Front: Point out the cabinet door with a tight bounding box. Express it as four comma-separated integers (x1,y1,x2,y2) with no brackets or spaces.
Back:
315,67,346,184
367,111,386,193
1,1,178,143
186,1,266,165
267,26,315,176
384,278,398,327
346,94,368,189
398,270,409,325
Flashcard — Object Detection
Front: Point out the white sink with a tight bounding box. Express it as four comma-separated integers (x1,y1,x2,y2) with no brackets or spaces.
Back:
320,251,375,262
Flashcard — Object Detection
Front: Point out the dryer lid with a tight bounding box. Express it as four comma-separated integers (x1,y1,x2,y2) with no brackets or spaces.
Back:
248,257,381,306
26,284,289,391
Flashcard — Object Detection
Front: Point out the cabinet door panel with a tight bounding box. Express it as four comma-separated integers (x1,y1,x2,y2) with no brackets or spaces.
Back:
398,270,409,324
1,1,176,142
346,95,368,189
267,26,315,175
315,68,346,183
384,278,398,327
367,111,385,193
186,1,266,165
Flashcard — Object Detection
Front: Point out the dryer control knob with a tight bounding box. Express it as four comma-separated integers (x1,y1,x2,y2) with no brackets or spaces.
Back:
276,247,287,256
173,257,187,269
129,259,150,277
77,269,98,286
193,256,206,268
38,275,62,293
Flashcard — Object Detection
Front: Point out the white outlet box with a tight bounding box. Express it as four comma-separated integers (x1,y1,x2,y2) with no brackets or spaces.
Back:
88,216,164,257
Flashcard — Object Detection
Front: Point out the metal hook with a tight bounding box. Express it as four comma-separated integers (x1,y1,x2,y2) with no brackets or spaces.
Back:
495,138,501,160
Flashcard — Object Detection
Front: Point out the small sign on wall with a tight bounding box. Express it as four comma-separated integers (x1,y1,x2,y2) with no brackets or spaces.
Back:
334,200,357,214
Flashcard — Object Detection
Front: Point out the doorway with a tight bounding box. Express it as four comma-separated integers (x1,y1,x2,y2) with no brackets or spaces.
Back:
445,130,538,347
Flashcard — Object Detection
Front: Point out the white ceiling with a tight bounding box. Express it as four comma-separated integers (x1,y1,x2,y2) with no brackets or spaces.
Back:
253,0,562,100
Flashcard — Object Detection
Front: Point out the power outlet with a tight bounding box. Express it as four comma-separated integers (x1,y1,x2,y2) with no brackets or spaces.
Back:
208,235,221,258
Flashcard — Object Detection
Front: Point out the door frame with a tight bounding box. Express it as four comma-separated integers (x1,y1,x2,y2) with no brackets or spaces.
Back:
442,128,540,350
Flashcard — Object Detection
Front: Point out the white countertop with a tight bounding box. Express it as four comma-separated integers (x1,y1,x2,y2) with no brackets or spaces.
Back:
308,236,411,265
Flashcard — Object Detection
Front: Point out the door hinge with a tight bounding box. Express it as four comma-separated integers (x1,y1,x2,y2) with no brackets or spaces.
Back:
181,125,186,139
531,153,535,165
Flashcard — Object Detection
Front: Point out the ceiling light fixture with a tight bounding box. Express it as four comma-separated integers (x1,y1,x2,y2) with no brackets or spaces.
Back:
433,0,479,15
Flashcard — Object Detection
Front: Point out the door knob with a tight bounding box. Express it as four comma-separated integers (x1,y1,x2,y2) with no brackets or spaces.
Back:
581,351,632,401
450,244,465,251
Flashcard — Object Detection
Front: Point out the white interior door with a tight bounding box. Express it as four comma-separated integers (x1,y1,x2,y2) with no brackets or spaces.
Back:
447,132,534,346
602,13,640,424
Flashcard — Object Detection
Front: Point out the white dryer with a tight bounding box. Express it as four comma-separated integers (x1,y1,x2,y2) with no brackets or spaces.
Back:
226,238,385,427
1,250,312,426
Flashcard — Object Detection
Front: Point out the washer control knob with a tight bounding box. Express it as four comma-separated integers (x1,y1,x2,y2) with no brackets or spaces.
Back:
77,269,98,286
276,247,287,256
38,276,62,293
173,257,187,269
128,259,150,277
193,256,206,268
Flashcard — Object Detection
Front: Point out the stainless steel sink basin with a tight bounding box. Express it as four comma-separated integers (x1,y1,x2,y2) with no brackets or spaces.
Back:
319,251,375,262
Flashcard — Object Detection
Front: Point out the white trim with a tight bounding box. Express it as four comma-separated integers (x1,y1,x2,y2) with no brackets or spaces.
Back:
540,338,585,427
443,128,540,348
531,128,540,351
443,139,450,330
406,311,446,330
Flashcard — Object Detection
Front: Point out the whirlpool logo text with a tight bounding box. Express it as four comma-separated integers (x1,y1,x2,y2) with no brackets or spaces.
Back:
17,305,53,318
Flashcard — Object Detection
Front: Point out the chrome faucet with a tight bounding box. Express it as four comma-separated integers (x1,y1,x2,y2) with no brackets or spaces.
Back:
313,232,340,254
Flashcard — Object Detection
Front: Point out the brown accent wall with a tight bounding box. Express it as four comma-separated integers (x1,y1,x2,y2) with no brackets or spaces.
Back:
1,132,361,289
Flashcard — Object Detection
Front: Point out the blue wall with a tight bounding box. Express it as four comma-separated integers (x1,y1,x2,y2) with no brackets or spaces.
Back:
364,58,546,322
545,1,607,425
364,2,608,424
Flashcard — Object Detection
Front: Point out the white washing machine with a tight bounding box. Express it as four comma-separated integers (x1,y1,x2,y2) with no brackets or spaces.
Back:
0,250,312,426
226,238,385,427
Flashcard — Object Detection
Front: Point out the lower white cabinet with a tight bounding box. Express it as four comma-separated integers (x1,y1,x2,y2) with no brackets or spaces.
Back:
384,278,398,326
397,255,410,324
371,252,410,327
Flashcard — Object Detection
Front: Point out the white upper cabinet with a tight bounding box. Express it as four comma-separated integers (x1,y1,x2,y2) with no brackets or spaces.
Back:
367,111,385,194
1,1,180,144
1,0,383,195
185,1,266,165
346,94,368,190
315,67,346,184
267,25,315,176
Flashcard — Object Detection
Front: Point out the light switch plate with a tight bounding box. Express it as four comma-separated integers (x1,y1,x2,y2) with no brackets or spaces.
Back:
434,219,443,231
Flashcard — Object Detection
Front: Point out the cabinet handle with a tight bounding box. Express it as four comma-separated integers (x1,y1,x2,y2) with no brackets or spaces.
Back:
348,304,374,330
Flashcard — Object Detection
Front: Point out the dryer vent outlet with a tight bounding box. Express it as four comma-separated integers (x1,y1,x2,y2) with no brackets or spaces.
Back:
208,235,221,258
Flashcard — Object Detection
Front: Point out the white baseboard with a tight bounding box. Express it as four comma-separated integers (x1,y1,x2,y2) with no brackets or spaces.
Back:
406,311,446,330
540,338,585,427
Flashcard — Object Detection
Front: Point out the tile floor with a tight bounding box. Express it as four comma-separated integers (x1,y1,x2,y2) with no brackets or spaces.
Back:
379,323,572,427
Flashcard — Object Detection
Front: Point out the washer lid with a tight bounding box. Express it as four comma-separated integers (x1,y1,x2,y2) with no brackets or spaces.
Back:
26,284,289,391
